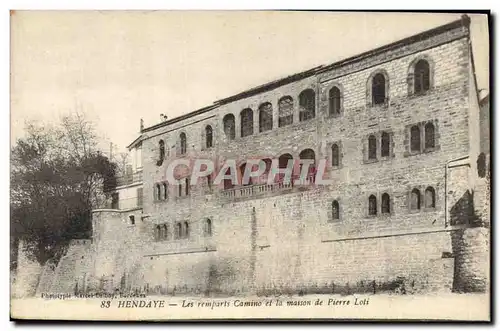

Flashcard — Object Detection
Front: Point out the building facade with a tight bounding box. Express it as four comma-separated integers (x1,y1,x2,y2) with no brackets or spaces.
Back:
76,15,488,295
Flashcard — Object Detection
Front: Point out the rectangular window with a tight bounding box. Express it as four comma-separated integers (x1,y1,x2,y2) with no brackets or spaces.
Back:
137,188,143,207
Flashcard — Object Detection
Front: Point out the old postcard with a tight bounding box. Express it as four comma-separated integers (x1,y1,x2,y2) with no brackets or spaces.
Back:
10,10,491,321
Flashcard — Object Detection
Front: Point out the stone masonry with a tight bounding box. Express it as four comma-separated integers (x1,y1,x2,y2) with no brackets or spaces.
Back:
24,15,489,296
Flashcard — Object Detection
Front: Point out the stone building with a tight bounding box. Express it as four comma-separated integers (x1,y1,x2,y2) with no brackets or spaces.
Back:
58,15,488,295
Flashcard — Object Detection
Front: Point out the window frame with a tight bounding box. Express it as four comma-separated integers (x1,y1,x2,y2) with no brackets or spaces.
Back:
424,122,436,151
298,89,316,122
157,140,165,166
162,182,168,200
204,218,213,237
410,125,421,153
179,132,187,155
223,114,236,140
368,135,377,161
381,193,391,215
327,85,343,117
409,188,422,212
240,108,254,138
424,186,437,210
205,125,213,149
258,102,273,133
278,96,294,127
407,56,434,97
404,121,440,157
330,141,342,169
366,69,390,108
368,194,378,217
381,131,391,158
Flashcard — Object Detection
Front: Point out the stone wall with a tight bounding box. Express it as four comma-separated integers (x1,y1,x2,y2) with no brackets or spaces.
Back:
28,18,487,297
11,240,42,298
451,227,490,292
128,21,476,295
48,240,93,294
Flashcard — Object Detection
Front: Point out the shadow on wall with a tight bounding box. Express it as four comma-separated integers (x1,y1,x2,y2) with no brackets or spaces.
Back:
256,277,431,297
449,189,490,293
449,190,485,227
85,257,244,297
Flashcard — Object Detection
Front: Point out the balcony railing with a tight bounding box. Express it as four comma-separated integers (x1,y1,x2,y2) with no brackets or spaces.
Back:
104,195,142,210
220,175,315,200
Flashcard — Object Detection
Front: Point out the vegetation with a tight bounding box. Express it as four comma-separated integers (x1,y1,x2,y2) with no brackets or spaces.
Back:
11,111,117,268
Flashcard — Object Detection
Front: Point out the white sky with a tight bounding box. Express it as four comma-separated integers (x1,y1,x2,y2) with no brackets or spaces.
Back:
10,11,489,154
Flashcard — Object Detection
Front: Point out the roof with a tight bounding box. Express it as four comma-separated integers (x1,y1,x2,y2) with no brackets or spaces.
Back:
138,14,471,136
127,134,144,150
479,94,490,106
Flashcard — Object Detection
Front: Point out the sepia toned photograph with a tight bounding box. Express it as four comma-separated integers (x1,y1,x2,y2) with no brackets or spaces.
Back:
10,10,490,321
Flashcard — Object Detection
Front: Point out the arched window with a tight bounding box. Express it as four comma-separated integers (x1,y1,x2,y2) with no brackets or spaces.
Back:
162,183,168,200
381,193,390,214
277,153,293,184
262,158,272,174
156,225,161,241
204,218,212,237
329,86,341,116
411,188,421,210
223,167,235,190
299,149,316,183
424,122,435,149
372,73,386,105
240,163,250,186
156,184,161,200
381,132,390,157
279,153,293,169
259,102,273,132
158,225,165,240
223,114,236,140
205,125,213,148
425,187,436,209
183,221,189,238
411,125,421,152
159,140,165,161
278,96,294,127
185,177,190,196
240,108,254,137
331,144,340,167
180,133,187,155
178,181,182,197
299,89,316,121
175,223,181,239
332,200,340,220
368,195,377,216
129,215,135,225
368,135,377,160
163,224,168,240
414,60,430,94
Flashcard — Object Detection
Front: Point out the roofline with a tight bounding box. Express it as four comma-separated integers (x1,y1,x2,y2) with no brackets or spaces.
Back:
141,14,471,134
317,14,470,74
141,104,218,133
479,94,490,106
126,134,144,149
214,65,324,105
